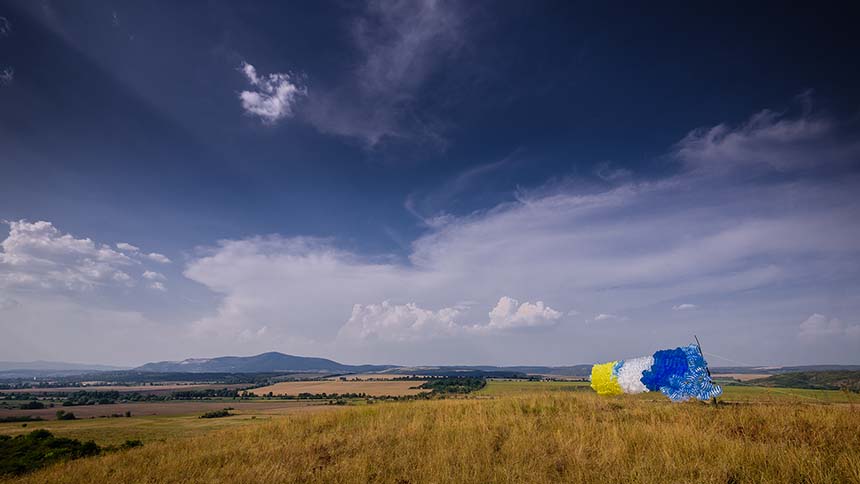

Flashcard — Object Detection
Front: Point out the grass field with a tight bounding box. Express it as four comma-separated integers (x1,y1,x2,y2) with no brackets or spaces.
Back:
250,380,428,397
478,379,860,403
5,388,859,484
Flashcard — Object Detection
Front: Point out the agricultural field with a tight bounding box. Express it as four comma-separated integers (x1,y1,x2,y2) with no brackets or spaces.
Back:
0,399,328,421
0,384,247,395
0,400,334,446
5,387,859,483
250,380,428,397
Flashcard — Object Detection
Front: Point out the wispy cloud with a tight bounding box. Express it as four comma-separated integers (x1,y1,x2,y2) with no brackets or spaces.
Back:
674,98,860,175
672,303,698,311
594,313,628,322
304,0,465,147
0,67,13,86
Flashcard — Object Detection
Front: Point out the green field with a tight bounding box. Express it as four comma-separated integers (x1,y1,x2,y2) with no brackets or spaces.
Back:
475,379,591,396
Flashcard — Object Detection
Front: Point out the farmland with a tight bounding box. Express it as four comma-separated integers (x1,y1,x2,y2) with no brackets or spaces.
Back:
0,401,336,446
249,379,428,397
4,383,859,484
0,399,331,423
0,384,246,395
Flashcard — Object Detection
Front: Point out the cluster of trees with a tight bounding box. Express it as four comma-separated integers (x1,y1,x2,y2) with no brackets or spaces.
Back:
170,388,239,399
418,377,487,394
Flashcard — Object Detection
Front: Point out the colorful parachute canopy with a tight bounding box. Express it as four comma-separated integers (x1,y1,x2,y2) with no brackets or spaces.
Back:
590,344,722,402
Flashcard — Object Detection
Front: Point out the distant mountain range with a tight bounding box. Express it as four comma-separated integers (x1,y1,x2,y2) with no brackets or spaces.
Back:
0,361,128,372
0,361,130,378
133,352,394,373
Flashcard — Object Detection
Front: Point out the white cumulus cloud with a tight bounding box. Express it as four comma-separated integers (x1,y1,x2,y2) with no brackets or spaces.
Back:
238,62,306,124
145,252,171,264
148,281,167,292
486,296,561,330
339,301,463,342
142,270,165,281
799,313,860,339
116,242,140,253
0,220,170,292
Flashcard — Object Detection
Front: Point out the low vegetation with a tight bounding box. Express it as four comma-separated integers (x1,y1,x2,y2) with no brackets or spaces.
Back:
0,416,43,424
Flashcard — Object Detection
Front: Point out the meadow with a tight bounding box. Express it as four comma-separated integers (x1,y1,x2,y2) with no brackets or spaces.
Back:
2,380,858,483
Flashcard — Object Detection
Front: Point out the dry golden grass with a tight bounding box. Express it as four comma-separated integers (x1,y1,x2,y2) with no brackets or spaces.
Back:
250,380,427,397
8,392,859,484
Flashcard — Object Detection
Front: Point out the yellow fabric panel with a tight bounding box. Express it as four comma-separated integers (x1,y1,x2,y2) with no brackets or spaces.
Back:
590,361,623,395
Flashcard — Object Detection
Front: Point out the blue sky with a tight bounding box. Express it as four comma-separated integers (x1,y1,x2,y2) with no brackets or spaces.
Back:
1,0,859,366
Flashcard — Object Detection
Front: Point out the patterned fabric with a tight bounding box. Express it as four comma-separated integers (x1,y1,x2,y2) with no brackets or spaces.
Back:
590,345,722,402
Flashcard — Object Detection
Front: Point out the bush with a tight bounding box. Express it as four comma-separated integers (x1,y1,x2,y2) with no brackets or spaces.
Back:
199,409,233,419
55,410,77,420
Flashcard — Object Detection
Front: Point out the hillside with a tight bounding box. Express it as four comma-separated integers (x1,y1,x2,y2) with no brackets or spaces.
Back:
7,392,859,484
748,370,860,391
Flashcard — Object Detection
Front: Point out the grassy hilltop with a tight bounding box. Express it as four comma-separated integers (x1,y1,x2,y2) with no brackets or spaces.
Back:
4,386,859,484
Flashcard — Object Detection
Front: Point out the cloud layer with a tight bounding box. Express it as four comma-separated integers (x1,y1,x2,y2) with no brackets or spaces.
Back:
180,105,860,364
3,103,859,365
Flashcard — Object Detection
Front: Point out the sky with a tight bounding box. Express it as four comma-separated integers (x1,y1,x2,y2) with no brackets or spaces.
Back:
1,0,859,367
